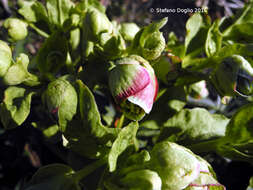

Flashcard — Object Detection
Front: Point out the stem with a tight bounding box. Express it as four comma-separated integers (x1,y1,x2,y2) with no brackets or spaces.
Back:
72,156,108,182
117,114,125,128
188,139,222,153
29,23,49,38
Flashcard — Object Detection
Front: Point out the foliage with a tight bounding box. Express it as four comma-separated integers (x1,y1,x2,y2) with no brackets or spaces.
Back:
1,0,253,189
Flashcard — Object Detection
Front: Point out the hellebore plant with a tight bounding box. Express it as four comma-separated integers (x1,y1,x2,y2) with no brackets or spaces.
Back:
109,55,158,121
2,0,253,189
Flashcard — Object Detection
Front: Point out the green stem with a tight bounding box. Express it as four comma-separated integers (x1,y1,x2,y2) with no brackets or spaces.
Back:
29,23,49,38
72,156,108,182
117,114,125,128
187,138,222,153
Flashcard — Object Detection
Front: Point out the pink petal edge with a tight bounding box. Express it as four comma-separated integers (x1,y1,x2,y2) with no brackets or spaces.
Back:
127,74,158,114
117,66,150,101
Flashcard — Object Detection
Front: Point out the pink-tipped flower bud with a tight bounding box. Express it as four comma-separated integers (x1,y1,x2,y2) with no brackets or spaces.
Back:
108,55,158,121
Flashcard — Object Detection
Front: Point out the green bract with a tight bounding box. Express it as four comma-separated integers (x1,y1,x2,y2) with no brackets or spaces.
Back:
42,76,77,130
0,40,12,77
119,23,140,42
149,141,200,190
3,18,28,41
211,55,253,97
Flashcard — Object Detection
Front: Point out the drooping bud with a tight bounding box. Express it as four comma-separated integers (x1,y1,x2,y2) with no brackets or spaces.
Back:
3,18,28,41
108,55,158,121
185,156,225,190
42,76,77,130
149,142,200,190
211,55,253,97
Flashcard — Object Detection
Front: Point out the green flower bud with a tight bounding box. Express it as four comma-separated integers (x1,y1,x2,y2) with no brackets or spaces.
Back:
97,32,126,59
211,55,253,97
0,40,12,77
149,142,200,190
3,18,28,41
3,53,29,85
185,156,225,190
119,169,162,190
0,40,12,56
83,8,112,41
131,18,167,61
119,23,140,41
140,31,166,60
42,76,77,129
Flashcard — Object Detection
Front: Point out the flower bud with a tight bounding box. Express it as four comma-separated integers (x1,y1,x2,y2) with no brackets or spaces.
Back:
83,8,112,41
42,76,77,129
211,55,253,97
108,55,158,121
119,169,162,190
3,53,29,85
149,142,200,190
0,40,12,77
185,156,225,190
141,31,166,60
119,23,140,41
3,18,28,41
131,18,167,60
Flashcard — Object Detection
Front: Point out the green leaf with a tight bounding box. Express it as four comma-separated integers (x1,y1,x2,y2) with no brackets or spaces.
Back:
205,20,223,57
36,31,68,74
159,108,229,144
224,103,253,144
222,1,253,42
18,0,48,23
63,80,119,159
0,87,34,129
25,164,81,190
184,13,211,58
46,0,74,28
63,118,110,159
142,87,187,130
77,80,119,139
108,122,139,172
